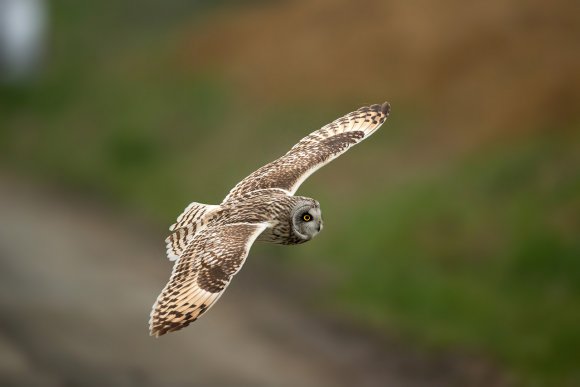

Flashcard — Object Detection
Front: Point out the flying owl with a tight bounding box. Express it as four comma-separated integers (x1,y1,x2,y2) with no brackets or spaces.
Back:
150,102,391,336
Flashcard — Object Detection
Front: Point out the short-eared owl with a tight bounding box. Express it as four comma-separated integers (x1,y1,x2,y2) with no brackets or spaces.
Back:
150,102,391,336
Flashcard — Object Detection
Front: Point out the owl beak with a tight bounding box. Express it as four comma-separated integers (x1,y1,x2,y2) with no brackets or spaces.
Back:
317,221,323,232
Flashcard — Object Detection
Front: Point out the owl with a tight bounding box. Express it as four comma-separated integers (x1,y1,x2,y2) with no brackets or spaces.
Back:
150,102,391,336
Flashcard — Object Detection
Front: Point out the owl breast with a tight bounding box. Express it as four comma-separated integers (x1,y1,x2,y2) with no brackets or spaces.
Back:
257,220,308,245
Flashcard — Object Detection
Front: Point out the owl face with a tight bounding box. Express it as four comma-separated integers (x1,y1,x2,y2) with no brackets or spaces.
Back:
291,201,323,240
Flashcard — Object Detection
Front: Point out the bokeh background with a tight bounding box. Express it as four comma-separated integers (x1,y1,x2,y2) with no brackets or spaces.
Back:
1,0,579,386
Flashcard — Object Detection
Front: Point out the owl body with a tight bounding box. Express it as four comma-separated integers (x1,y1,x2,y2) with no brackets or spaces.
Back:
150,102,390,336
200,191,322,245
250,194,322,245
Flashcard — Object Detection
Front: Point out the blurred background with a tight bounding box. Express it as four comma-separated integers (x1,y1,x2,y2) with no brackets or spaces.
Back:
0,0,579,386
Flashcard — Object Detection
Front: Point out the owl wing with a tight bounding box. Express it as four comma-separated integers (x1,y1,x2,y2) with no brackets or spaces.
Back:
224,102,390,202
150,222,268,337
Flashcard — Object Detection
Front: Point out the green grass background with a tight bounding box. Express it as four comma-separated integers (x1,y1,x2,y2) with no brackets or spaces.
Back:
1,1,579,385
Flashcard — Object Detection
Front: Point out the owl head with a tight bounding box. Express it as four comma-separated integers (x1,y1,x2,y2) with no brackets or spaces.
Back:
292,199,323,240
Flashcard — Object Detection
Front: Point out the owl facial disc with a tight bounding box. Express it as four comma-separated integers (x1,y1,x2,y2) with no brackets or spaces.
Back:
292,201,323,240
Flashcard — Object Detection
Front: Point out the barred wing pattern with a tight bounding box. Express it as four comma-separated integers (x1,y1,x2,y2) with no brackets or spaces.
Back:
150,222,268,337
224,102,390,201
165,202,218,261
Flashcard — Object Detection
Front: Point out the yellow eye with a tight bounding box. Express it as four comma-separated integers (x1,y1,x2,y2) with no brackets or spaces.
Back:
302,214,312,222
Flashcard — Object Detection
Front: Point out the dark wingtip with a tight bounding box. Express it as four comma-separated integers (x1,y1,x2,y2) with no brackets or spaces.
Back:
366,101,391,116
381,101,391,115
149,327,163,338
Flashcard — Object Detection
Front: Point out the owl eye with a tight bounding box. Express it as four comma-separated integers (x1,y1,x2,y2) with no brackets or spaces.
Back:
302,213,312,222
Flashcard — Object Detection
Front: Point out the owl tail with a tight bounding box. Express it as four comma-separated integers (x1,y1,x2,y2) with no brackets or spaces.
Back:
165,202,219,261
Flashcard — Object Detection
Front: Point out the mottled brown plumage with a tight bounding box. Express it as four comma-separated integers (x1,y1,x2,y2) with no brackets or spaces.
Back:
150,102,390,337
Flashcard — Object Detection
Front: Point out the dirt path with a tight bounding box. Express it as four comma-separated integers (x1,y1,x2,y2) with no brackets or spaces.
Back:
0,176,509,387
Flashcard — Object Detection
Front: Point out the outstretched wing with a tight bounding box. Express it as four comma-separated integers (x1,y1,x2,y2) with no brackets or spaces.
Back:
150,222,268,337
224,102,390,202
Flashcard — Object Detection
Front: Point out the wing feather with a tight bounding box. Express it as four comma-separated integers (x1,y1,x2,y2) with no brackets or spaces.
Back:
150,222,268,337
224,102,390,201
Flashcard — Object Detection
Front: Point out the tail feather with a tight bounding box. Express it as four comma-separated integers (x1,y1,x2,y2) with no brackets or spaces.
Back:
165,202,218,261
